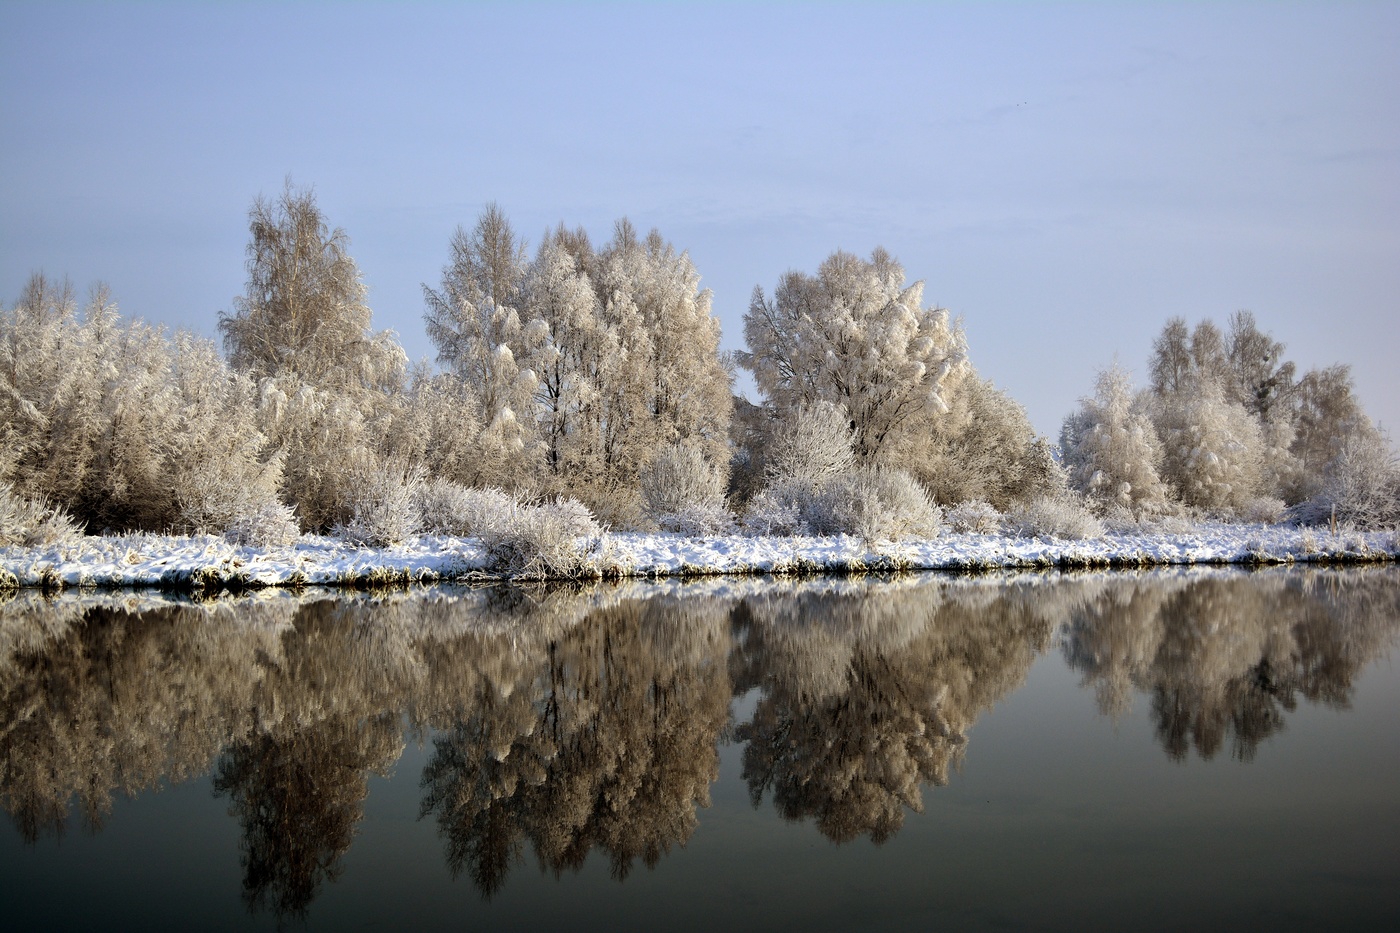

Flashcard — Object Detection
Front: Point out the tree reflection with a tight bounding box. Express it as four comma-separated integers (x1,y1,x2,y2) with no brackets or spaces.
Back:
0,596,289,841
418,594,733,896
1062,568,1400,761
213,714,401,917
734,578,1054,843
210,600,413,917
3,568,1398,910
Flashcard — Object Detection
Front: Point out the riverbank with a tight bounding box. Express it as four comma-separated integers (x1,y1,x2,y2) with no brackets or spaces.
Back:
2,523,1397,593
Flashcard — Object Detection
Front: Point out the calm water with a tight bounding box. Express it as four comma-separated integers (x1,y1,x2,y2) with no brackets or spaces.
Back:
2,568,1398,931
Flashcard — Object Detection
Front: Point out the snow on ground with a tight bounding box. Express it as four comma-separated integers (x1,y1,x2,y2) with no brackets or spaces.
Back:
2,523,1396,591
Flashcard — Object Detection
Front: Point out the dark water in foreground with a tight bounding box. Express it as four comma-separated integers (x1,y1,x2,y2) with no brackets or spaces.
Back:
2,568,1398,931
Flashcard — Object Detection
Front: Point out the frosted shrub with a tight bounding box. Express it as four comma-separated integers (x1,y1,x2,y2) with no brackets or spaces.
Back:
765,401,857,485
809,466,942,542
1003,494,1104,540
742,480,812,536
640,443,733,534
0,483,84,547
481,497,602,579
415,479,518,537
1099,504,1142,534
654,503,736,536
538,495,601,540
1296,431,1400,530
1239,496,1285,525
335,461,424,547
947,500,1002,534
223,499,300,548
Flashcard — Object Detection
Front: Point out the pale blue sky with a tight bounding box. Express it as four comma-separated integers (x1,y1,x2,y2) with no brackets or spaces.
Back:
3,1,1397,438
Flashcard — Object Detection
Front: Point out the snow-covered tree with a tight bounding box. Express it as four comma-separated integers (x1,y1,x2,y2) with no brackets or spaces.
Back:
763,400,857,486
1300,429,1400,529
1152,382,1266,516
378,365,485,488
1225,310,1295,423
593,221,733,476
1289,364,1378,497
220,181,405,395
423,204,538,481
2,275,287,535
427,210,732,524
1061,364,1171,516
900,374,1063,510
739,249,967,463
518,229,619,486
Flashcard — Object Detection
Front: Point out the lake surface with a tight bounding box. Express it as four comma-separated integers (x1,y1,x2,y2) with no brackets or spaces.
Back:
2,567,1398,931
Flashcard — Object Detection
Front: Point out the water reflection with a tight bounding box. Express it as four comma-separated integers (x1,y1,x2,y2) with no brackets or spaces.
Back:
733,580,1054,842
418,594,733,895
2,568,1397,913
1060,572,1400,761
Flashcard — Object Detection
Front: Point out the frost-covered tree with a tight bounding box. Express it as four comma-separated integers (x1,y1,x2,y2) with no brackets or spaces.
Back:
215,184,421,532
1147,313,1302,512
1152,382,1266,516
1225,310,1295,423
592,221,733,476
379,365,485,489
1288,364,1378,497
739,249,967,463
1300,429,1400,529
518,229,619,486
423,204,538,481
426,210,732,524
219,181,405,394
2,275,288,536
900,374,1063,510
764,400,857,486
1060,364,1171,516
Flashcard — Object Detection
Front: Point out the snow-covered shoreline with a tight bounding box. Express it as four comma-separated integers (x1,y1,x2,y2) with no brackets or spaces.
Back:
2,524,1397,592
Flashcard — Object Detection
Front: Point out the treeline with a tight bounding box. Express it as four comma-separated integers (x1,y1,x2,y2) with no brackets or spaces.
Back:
2,182,1396,548
1062,313,1399,529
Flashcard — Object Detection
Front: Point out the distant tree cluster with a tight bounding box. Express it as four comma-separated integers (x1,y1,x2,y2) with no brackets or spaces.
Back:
1061,312,1398,528
3,181,1396,550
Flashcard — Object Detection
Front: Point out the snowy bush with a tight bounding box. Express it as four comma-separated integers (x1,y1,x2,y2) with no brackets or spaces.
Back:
415,479,518,538
1294,430,1400,530
480,497,602,579
765,401,858,485
742,480,813,536
808,466,942,542
947,500,1002,534
334,461,424,547
1003,494,1104,540
0,483,83,547
652,503,736,536
1238,496,1286,525
640,443,732,533
223,499,300,548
